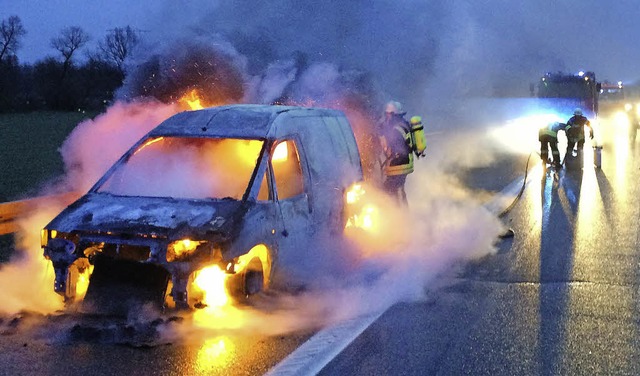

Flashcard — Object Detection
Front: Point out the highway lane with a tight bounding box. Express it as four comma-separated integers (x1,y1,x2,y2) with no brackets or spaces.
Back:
317,117,640,375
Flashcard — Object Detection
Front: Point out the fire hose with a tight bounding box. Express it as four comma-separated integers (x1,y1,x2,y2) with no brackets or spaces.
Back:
499,151,534,218
497,135,603,239
496,151,534,238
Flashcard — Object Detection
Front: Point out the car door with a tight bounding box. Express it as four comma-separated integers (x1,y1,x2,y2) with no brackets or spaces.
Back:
269,138,315,286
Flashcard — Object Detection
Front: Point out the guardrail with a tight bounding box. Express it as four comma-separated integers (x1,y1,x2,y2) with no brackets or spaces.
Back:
0,192,79,235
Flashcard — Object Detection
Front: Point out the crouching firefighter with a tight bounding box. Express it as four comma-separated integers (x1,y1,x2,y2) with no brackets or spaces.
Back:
539,121,565,169
565,108,594,163
379,101,427,205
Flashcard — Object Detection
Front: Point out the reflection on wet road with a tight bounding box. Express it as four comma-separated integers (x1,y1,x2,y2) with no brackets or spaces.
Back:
317,115,640,375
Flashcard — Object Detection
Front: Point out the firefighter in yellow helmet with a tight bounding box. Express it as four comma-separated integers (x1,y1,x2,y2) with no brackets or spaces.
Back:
379,101,426,205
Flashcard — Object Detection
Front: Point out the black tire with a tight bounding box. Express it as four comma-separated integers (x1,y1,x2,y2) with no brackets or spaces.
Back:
243,257,264,295
226,257,264,302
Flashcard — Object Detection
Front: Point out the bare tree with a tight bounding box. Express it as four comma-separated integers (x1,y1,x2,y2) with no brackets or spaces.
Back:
0,15,27,62
99,26,140,74
51,26,90,68
49,26,90,109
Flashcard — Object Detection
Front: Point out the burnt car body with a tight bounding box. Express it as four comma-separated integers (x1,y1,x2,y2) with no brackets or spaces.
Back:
41,105,364,310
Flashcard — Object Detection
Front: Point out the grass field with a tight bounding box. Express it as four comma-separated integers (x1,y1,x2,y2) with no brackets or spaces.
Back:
0,111,97,261
0,111,97,202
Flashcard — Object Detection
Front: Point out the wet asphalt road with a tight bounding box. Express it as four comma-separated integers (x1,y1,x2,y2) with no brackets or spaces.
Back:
0,312,312,375
2,113,639,375
318,118,640,375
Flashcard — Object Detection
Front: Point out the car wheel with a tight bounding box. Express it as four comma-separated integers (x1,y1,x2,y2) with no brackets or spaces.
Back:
243,257,264,296
227,257,264,301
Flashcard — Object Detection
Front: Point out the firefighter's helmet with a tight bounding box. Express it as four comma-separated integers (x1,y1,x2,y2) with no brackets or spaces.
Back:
385,101,403,115
574,108,583,116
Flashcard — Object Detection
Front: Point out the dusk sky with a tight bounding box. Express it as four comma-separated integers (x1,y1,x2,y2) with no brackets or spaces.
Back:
4,1,640,107
3,0,158,63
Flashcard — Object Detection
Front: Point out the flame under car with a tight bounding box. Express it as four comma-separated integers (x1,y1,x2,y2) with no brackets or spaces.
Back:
41,105,365,312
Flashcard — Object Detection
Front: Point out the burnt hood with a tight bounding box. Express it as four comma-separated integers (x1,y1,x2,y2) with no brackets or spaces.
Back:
45,192,246,238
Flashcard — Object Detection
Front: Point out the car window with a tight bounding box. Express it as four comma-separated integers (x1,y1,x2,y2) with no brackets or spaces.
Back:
271,139,304,199
257,170,270,201
98,137,263,200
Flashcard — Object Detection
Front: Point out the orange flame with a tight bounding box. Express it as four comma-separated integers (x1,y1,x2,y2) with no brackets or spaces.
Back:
344,183,379,232
193,266,230,308
343,182,414,257
179,89,205,110
272,141,289,162
75,265,93,300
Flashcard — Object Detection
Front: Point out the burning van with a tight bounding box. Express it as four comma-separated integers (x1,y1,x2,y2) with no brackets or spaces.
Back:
40,105,366,312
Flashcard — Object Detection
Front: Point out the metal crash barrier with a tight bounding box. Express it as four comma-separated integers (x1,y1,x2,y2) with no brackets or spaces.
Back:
0,192,78,235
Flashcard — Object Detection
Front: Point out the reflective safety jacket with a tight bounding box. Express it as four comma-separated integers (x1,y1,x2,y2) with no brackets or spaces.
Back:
380,114,414,176
538,121,565,141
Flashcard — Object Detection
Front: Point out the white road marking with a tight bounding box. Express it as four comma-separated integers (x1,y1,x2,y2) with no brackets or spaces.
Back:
265,172,530,376
264,310,386,376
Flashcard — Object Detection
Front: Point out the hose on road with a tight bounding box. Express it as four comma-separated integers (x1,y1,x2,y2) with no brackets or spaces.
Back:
498,151,534,218
496,151,535,238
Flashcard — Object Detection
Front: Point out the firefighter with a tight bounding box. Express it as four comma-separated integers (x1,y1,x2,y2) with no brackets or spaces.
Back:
379,101,414,205
539,121,565,169
565,108,594,160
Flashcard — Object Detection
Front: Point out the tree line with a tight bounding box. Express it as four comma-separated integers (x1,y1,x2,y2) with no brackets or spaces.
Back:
0,15,140,112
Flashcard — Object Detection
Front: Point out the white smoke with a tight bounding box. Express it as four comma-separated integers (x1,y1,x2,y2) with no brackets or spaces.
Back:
60,99,180,193
48,90,504,339
165,164,503,339
247,59,299,104
0,1,532,336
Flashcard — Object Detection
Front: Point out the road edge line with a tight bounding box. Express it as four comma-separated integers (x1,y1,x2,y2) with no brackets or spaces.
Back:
264,310,386,376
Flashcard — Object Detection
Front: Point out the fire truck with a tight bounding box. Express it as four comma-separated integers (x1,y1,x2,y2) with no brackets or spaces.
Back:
535,71,601,119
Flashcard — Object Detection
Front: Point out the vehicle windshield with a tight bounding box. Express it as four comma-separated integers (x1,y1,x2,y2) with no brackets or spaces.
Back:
97,137,264,200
